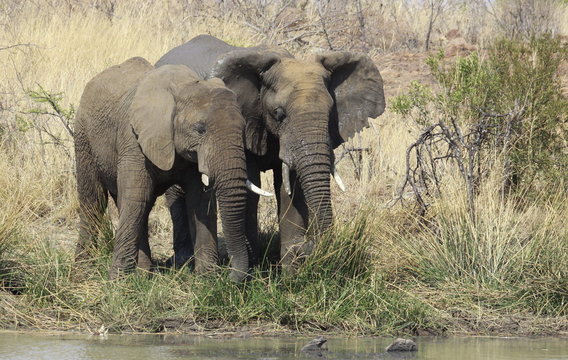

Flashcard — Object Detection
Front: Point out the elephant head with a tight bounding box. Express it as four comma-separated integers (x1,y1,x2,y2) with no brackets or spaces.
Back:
128,65,258,281
211,50,385,234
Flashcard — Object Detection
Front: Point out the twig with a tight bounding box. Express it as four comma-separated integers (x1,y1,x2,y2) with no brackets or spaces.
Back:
317,1,334,50
0,43,38,51
334,147,370,165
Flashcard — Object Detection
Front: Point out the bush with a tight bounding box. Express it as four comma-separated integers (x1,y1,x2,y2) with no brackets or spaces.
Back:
393,35,568,209
389,35,568,318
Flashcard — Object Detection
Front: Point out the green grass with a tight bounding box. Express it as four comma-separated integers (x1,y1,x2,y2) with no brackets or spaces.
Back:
386,188,568,319
0,213,440,335
1,197,567,335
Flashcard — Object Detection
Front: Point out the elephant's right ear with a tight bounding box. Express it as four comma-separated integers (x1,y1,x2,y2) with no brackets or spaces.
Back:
211,48,285,156
129,65,196,171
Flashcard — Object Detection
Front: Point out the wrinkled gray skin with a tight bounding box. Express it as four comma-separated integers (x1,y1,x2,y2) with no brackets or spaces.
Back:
74,57,251,281
156,35,385,270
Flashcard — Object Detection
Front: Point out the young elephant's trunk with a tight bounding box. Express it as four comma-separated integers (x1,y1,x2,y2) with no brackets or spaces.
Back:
211,141,250,282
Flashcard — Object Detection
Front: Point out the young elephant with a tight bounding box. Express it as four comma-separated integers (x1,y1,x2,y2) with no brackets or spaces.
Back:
74,56,261,281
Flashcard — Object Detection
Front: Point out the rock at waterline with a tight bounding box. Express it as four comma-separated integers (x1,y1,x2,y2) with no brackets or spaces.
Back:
385,338,417,352
301,336,328,352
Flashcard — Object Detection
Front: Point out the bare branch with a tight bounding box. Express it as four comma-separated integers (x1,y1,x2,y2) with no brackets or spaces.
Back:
335,147,370,166
0,43,38,51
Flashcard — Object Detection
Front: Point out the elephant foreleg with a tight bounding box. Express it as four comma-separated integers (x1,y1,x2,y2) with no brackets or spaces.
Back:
273,166,309,272
110,168,155,279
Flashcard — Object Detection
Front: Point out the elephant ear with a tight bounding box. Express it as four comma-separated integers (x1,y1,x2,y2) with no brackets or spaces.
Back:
316,52,385,149
130,65,197,170
211,48,287,156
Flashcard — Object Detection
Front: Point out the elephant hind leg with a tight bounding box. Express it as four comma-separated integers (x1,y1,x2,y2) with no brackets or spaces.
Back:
165,185,194,269
75,143,109,261
245,158,260,267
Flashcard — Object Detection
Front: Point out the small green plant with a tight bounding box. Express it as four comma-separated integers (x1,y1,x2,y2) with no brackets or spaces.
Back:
26,84,75,137
14,114,33,133
21,85,75,157
390,81,432,122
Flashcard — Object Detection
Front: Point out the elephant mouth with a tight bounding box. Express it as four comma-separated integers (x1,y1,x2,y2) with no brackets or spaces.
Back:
200,173,272,197
280,160,345,196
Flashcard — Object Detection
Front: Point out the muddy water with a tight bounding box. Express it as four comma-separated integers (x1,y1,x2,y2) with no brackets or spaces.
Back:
0,332,567,359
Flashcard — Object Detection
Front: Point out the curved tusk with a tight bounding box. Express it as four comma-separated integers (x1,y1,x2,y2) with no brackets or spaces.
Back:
201,174,209,187
282,162,292,196
332,170,346,192
246,180,273,197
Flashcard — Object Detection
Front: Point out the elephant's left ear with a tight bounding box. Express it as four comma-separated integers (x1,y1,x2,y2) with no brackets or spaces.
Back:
316,52,385,148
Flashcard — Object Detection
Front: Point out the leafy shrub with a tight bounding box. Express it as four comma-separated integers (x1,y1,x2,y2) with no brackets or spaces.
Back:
393,35,568,204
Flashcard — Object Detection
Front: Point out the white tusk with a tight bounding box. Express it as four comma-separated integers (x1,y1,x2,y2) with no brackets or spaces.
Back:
246,180,273,197
282,162,292,196
201,174,209,187
332,170,346,192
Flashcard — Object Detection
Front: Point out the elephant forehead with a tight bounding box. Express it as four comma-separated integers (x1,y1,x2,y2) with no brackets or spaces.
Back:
177,87,243,124
277,58,329,84
177,81,235,105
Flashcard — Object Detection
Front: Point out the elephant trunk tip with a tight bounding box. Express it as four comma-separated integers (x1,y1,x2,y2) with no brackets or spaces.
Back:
229,267,250,283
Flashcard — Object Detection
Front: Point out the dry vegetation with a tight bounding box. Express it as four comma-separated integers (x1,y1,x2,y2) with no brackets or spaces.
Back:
0,0,567,335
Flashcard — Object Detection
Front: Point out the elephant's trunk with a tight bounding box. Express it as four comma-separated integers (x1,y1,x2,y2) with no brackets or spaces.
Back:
210,139,250,282
288,113,333,235
295,148,333,235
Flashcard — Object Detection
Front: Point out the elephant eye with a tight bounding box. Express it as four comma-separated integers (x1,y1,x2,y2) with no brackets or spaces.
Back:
274,107,286,122
193,121,207,135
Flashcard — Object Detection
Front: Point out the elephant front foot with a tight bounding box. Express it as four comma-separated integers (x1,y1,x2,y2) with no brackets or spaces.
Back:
193,245,219,274
109,253,138,280
164,251,194,270
280,235,313,273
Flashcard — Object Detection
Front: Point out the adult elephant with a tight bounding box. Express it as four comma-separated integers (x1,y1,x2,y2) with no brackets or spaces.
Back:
74,56,265,282
156,35,385,270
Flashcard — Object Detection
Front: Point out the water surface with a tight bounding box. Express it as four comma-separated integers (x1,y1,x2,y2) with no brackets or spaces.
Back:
0,332,567,359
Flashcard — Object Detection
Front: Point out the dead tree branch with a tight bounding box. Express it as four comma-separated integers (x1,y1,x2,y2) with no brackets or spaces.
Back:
397,105,525,217
335,146,370,166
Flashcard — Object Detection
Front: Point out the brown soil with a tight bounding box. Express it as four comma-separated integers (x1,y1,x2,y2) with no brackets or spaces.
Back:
371,38,479,100
376,39,568,100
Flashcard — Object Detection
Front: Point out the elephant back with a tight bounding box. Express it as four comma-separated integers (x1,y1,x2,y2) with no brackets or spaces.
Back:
75,57,154,182
77,57,153,128
155,35,238,79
